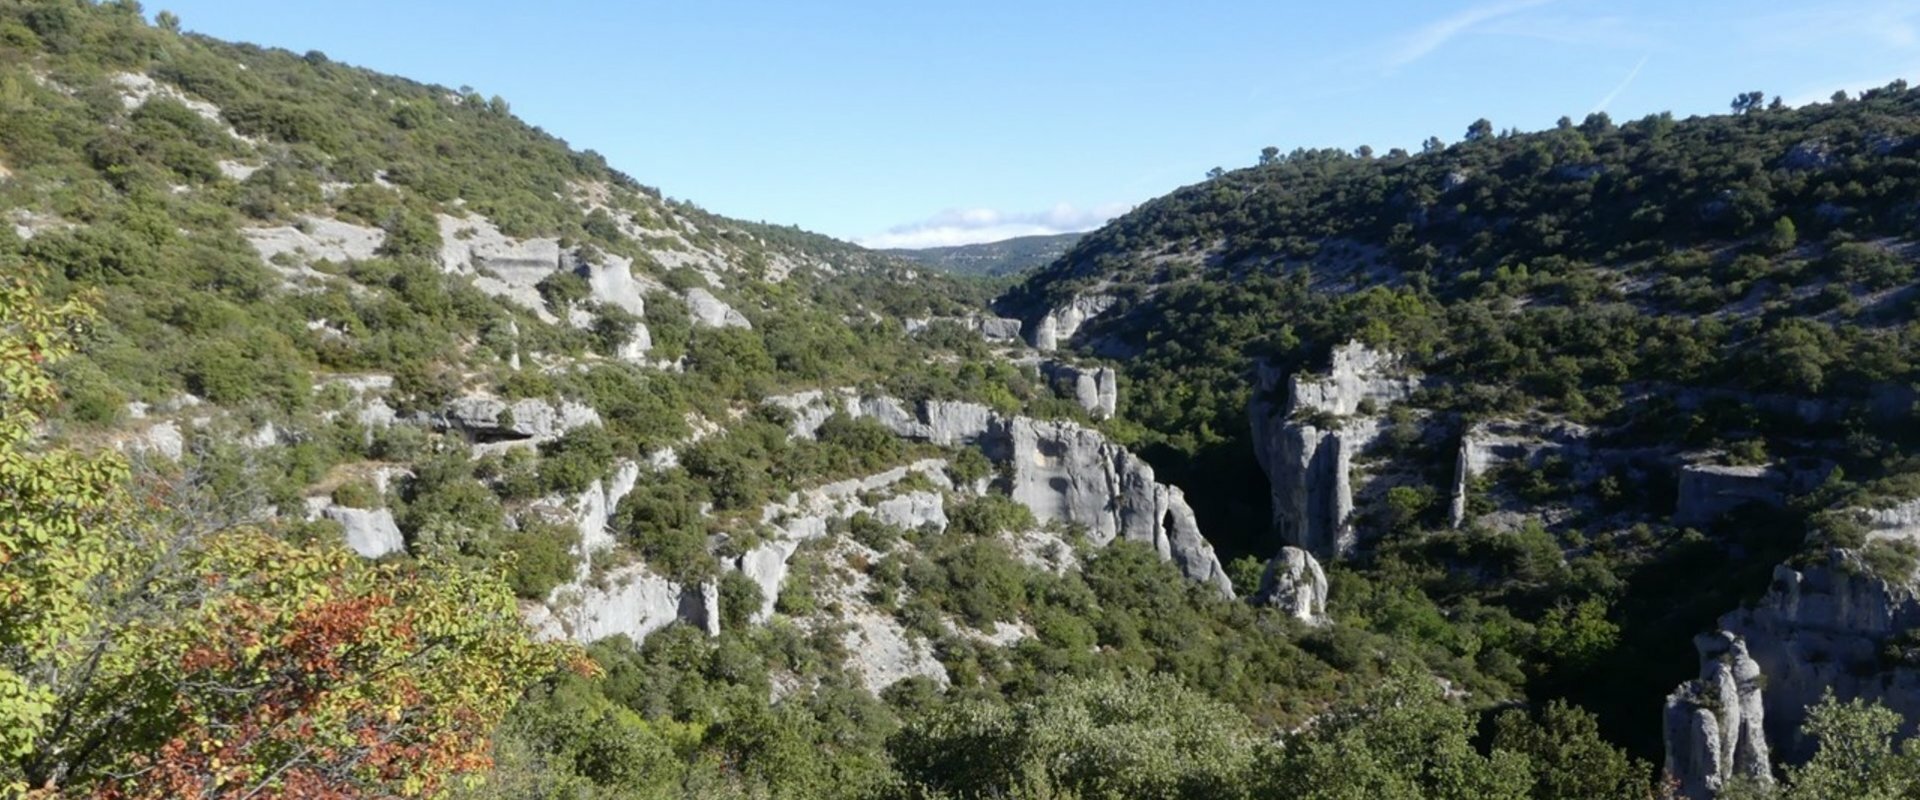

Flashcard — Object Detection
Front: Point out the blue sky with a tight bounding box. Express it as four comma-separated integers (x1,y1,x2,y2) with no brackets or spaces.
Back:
152,0,1920,247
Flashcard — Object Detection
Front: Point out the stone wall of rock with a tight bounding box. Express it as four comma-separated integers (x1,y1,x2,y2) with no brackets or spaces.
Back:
436,394,602,451
527,566,717,644
765,390,1233,596
1447,419,1591,528
1254,546,1329,625
1042,362,1118,420
1250,342,1419,559
1664,632,1772,800
1030,292,1116,352
1664,530,1920,796
906,314,1024,344
320,505,405,559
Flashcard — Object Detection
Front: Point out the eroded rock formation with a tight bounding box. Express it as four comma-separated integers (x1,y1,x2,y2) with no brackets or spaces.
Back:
1254,546,1329,625
1664,632,1772,799
1251,342,1420,559
1042,362,1118,420
1030,293,1116,352
766,390,1234,596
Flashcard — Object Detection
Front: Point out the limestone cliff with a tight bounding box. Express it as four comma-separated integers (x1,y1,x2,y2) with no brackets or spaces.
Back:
1030,292,1116,352
1250,342,1420,559
767,389,1234,596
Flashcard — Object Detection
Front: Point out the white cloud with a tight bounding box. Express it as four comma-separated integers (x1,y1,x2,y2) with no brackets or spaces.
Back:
1387,0,1555,68
857,202,1130,250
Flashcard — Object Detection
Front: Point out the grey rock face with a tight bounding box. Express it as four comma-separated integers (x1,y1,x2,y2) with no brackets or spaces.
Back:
1031,293,1116,352
243,216,385,270
1719,550,1920,762
978,316,1025,343
875,491,948,532
617,323,653,363
575,254,648,317
436,213,563,320
1448,419,1591,528
529,565,713,644
128,421,186,461
762,391,1232,596
686,287,752,329
1664,632,1772,799
439,395,602,446
906,314,1025,344
1782,139,1837,171
321,506,406,559
766,389,996,446
1674,464,1786,527
1255,546,1330,625
1251,343,1419,559
1043,362,1119,420
1003,417,1232,596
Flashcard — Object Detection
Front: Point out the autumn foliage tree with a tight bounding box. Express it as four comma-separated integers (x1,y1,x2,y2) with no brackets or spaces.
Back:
0,278,582,798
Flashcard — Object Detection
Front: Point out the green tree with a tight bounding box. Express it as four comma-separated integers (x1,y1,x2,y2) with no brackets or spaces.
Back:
1765,216,1797,253
0,277,124,766
1491,701,1652,800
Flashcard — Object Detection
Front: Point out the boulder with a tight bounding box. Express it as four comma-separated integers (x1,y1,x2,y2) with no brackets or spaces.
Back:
321,506,405,559
686,287,751,329
1255,546,1330,625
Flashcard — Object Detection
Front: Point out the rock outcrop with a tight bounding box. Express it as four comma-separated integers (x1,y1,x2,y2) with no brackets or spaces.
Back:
243,216,385,284
1030,293,1116,352
436,395,601,450
1666,529,1920,796
1254,546,1329,625
1251,342,1420,559
1002,418,1232,594
1042,362,1118,420
906,314,1025,344
1664,632,1772,799
1447,419,1591,528
528,566,718,644
686,287,752,329
321,505,406,559
737,461,955,623
764,390,1233,596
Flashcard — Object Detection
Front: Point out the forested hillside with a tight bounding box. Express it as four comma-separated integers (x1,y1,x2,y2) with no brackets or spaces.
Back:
1003,82,1920,794
9,1,1920,798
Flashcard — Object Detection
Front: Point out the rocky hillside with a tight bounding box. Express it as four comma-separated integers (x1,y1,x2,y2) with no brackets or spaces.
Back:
882,231,1081,277
0,5,1558,799
15,2,1920,798
1001,84,1920,795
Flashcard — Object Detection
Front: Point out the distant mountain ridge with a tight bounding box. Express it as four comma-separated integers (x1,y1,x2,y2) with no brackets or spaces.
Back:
882,232,1083,277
